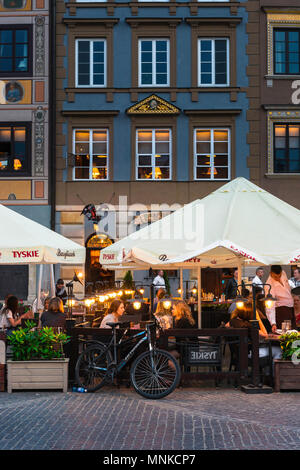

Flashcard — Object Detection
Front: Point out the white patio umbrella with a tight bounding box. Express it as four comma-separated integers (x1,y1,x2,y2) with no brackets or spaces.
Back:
100,177,300,325
101,177,300,268
0,204,85,302
0,204,85,265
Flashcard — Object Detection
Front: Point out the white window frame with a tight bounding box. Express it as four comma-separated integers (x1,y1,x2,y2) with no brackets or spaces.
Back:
136,128,172,181
194,127,231,181
138,38,170,87
198,38,230,87
72,128,109,181
75,38,107,88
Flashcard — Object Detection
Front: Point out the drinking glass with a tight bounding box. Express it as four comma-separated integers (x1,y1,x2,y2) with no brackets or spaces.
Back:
285,320,292,331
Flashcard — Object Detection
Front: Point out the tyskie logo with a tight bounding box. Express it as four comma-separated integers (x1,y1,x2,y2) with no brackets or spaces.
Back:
12,250,39,259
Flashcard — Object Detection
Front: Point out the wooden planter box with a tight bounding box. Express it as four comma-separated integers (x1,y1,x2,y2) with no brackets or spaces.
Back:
274,360,300,392
7,359,69,393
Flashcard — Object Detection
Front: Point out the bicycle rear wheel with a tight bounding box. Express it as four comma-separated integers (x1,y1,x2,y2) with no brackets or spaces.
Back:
75,343,113,392
130,349,181,399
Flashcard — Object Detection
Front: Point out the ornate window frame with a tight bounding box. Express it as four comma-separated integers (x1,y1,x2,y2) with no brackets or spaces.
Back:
266,108,300,176
266,13,300,78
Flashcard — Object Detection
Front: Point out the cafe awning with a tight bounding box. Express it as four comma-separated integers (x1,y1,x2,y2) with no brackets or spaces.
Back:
100,177,300,269
0,203,85,265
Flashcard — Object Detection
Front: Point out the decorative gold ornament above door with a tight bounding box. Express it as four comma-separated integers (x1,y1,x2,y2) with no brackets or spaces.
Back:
126,95,180,115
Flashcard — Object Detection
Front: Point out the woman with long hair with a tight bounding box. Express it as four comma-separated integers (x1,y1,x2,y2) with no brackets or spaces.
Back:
172,300,195,328
100,299,125,328
0,296,32,332
168,301,196,361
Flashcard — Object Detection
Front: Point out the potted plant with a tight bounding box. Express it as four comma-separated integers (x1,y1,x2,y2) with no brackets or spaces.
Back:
163,271,171,296
123,270,134,289
6,321,70,393
274,331,300,392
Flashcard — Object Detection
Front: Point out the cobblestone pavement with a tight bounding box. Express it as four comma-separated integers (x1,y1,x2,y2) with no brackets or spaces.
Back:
0,385,300,450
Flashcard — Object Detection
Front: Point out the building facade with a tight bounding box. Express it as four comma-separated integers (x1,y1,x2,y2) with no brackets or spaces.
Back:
0,0,53,301
258,0,300,209
55,0,252,296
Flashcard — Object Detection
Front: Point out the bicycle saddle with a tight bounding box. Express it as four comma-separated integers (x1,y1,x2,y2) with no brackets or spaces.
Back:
106,322,123,328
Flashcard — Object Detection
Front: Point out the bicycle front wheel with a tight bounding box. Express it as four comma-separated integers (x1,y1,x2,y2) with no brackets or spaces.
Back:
130,349,181,399
75,343,112,392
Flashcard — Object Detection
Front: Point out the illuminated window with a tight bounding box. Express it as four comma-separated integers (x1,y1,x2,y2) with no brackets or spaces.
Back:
138,39,170,87
198,38,229,86
274,124,300,173
73,129,109,180
194,128,230,180
0,124,30,175
76,39,106,87
0,26,31,75
136,129,171,180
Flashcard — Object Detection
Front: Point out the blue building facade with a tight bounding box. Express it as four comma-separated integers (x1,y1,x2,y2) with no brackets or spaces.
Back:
55,0,250,296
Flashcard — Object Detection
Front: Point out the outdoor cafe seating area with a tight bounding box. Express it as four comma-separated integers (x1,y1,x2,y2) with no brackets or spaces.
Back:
1,177,300,394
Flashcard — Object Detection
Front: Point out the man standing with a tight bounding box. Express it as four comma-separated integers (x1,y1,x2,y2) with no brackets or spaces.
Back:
153,270,166,291
265,265,295,333
291,286,300,326
252,267,264,291
55,279,68,305
289,268,300,289
224,268,239,300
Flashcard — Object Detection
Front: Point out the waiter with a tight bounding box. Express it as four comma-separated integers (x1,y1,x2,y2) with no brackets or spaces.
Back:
265,265,296,332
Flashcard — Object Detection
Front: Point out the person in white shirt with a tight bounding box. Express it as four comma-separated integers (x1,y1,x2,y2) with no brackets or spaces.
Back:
153,270,166,291
100,299,125,328
289,268,300,289
252,267,264,291
265,265,295,333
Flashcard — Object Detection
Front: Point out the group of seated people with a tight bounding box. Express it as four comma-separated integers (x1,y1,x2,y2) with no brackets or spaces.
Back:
0,294,67,333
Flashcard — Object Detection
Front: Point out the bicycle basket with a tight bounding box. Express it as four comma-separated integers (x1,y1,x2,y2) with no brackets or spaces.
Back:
146,322,157,348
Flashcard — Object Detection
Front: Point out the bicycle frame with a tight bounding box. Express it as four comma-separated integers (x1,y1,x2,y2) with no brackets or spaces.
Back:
89,324,155,375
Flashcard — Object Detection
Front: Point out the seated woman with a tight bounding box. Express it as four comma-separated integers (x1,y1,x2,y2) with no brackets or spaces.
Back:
153,288,166,311
154,301,173,329
0,296,33,334
40,297,67,329
100,299,125,328
227,301,282,361
170,301,196,360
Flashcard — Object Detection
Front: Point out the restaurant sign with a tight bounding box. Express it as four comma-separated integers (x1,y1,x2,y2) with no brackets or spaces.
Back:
187,344,221,365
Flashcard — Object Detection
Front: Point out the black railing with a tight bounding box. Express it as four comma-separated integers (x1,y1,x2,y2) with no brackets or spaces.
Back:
67,326,251,387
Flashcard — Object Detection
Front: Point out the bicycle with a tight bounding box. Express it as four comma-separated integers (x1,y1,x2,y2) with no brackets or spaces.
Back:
75,321,181,399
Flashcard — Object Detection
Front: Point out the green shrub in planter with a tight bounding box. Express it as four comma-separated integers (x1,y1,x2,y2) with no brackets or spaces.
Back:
7,320,70,361
279,331,300,361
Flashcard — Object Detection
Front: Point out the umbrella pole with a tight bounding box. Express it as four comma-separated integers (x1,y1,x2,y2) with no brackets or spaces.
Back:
180,268,183,299
237,259,242,286
197,266,201,328
37,264,43,311
50,264,55,297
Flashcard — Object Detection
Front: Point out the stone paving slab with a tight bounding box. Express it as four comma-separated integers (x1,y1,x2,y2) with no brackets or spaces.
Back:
0,386,300,450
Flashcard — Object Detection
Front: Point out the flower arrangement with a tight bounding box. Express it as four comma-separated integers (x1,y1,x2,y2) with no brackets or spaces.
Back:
7,320,70,361
279,331,300,361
